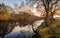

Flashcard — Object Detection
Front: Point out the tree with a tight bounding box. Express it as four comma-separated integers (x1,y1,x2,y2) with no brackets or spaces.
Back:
0,3,7,14
0,3,14,38
25,0,59,26
0,3,9,21
40,0,59,26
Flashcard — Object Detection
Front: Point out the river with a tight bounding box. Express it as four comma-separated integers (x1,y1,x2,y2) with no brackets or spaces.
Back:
4,20,44,38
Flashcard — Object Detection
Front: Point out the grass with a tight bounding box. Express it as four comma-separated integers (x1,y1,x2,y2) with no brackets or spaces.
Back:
36,18,60,38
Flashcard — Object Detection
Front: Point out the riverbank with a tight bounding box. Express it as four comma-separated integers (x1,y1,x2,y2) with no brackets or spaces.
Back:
36,18,60,38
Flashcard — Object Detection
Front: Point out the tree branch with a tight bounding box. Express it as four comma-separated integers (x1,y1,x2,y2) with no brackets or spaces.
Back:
51,0,59,7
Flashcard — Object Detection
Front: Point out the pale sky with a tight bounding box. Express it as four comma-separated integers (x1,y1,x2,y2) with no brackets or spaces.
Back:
0,0,25,5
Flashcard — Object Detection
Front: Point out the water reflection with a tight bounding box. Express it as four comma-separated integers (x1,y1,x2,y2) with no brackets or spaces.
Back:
0,20,44,38
4,30,34,38
4,21,34,38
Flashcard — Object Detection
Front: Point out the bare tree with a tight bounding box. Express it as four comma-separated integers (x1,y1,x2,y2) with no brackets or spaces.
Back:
40,0,59,26
25,0,59,26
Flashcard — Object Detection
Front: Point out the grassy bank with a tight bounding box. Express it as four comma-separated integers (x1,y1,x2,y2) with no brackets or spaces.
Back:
36,18,60,38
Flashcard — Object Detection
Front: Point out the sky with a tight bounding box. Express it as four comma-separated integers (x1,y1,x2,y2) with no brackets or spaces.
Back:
0,0,25,6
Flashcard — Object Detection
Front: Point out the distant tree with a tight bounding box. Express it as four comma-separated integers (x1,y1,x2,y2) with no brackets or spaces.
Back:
0,3,7,14
6,5,14,13
0,3,14,38
0,3,9,21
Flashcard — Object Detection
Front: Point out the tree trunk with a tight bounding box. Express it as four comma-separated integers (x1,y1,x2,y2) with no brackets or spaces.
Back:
45,13,51,26
45,8,51,26
50,12,54,22
44,1,52,26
